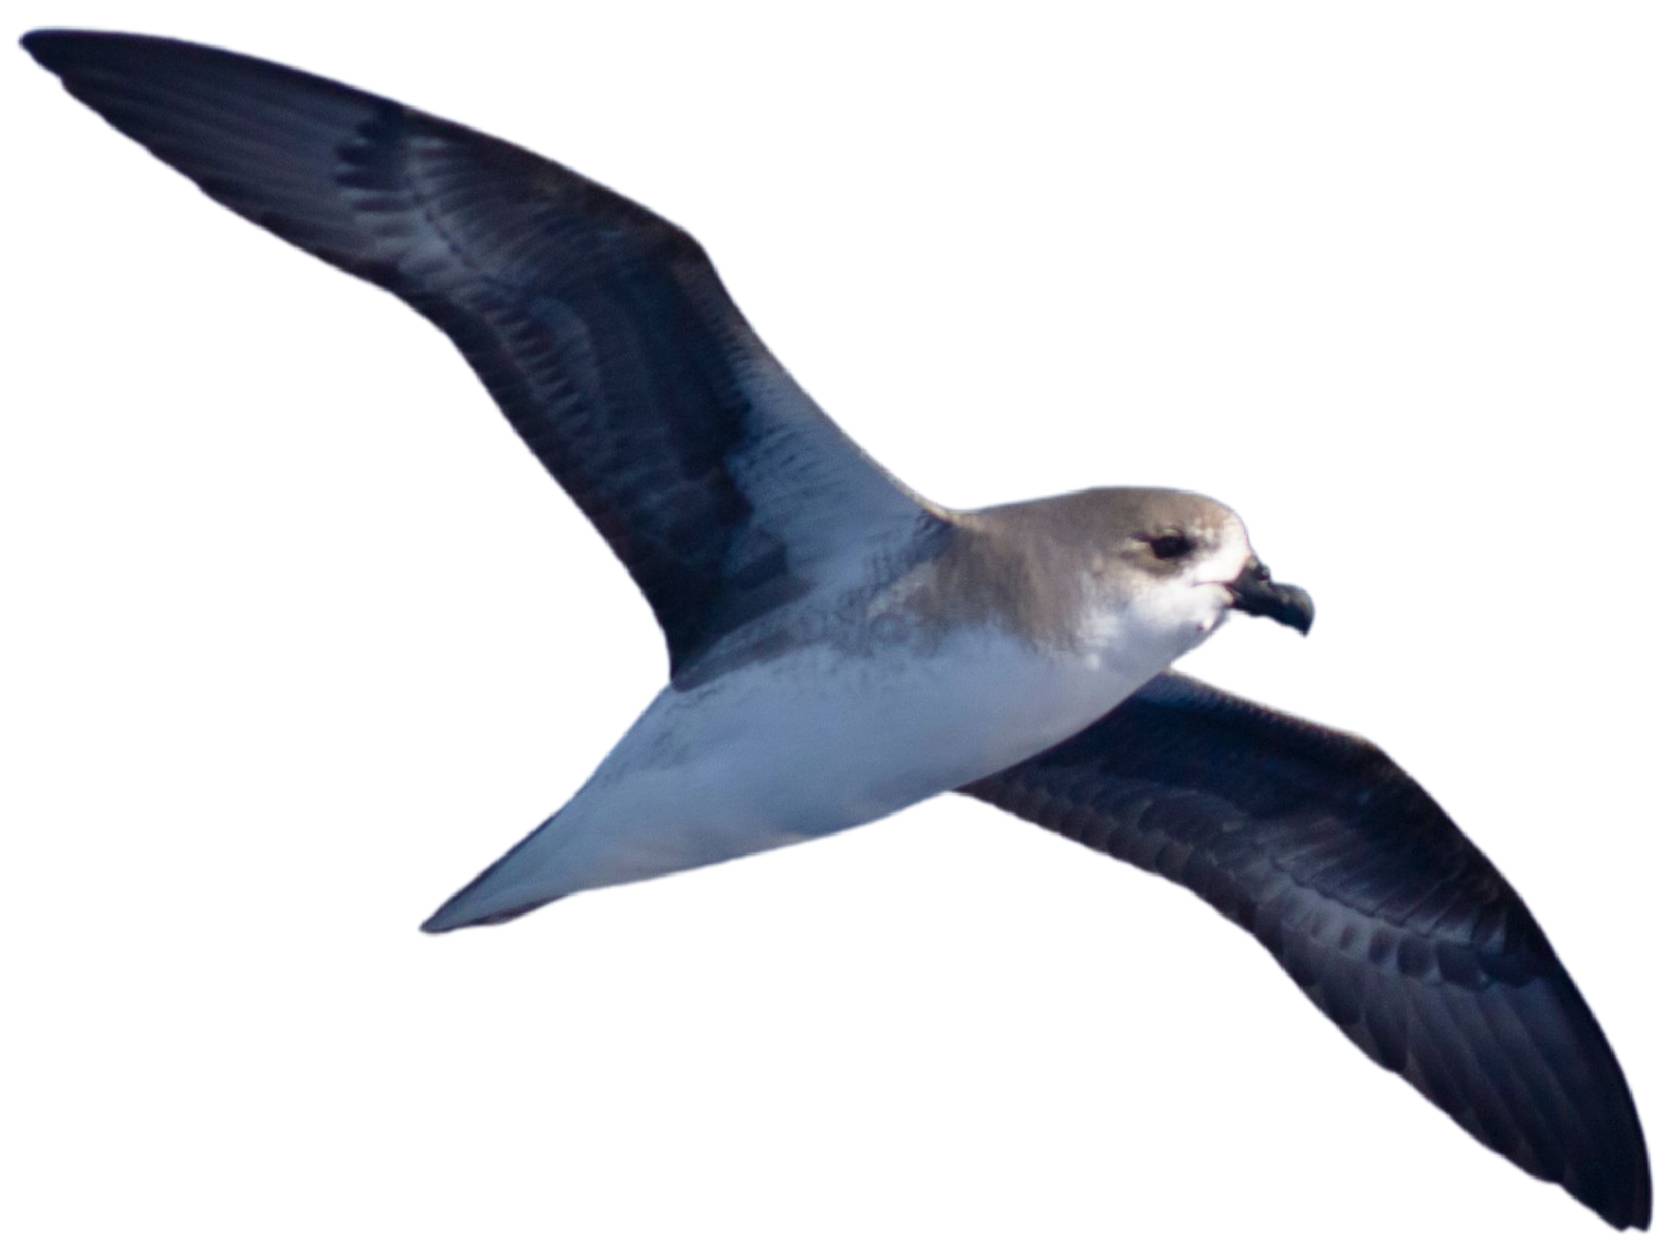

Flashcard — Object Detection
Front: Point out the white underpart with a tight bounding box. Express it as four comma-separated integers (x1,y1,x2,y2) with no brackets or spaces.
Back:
429,520,1259,928
434,632,1191,926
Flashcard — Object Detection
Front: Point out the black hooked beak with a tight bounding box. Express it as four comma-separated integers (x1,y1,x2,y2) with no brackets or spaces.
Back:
1226,559,1314,636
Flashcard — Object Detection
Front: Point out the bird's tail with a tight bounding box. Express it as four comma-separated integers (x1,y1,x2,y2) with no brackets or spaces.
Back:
420,782,821,933
420,816,569,932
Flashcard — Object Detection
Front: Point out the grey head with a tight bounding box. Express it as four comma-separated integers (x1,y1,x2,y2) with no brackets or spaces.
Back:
1089,485,1313,633
949,487,1313,664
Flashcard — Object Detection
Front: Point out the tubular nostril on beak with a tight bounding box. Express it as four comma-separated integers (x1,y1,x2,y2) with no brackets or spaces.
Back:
1226,558,1314,636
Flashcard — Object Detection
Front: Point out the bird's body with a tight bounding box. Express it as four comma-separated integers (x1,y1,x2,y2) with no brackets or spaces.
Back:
436,632,1090,925
426,489,1257,927
22,28,1650,1229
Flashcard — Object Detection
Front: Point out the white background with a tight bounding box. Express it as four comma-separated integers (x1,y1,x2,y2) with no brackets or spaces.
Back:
3,2,1667,1251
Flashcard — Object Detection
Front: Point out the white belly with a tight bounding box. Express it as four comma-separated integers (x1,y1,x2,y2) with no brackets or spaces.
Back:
425,626,1188,924
586,628,1159,841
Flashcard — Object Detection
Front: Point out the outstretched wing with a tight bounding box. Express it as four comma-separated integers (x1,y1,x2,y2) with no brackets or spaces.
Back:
23,29,929,681
960,671,1651,1229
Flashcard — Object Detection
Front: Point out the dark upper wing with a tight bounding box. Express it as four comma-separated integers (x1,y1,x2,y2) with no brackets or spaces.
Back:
960,671,1651,1229
22,29,928,681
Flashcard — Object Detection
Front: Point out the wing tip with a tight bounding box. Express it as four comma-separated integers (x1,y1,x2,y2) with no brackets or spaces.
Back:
1593,1186,1651,1231
21,29,219,99
22,27,144,72
1561,979,1654,1231
1595,1143,1653,1230
20,26,75,70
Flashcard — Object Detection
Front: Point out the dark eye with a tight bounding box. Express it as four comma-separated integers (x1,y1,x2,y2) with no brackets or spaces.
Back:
1146,532,1194,561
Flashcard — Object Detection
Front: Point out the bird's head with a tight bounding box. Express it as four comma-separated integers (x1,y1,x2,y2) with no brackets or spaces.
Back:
1069,488,1314,662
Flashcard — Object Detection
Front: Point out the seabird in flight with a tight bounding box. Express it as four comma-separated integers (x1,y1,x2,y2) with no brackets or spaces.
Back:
22,29,1651,1230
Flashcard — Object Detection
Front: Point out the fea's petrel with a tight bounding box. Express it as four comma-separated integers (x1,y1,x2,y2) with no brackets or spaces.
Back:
22,29,1650,1230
